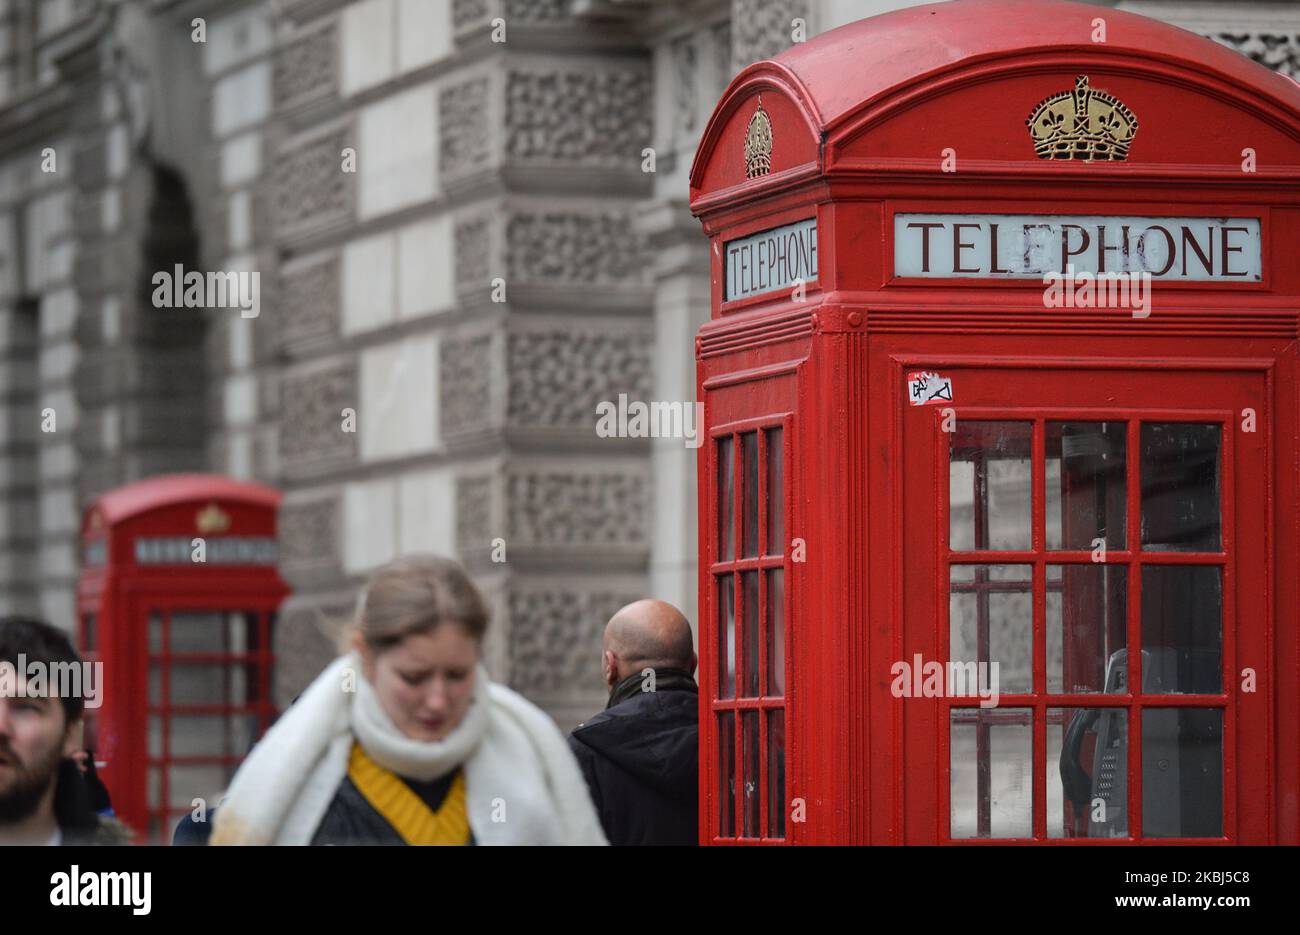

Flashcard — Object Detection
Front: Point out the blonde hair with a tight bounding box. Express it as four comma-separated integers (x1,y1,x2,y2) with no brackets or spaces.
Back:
346,554,489,654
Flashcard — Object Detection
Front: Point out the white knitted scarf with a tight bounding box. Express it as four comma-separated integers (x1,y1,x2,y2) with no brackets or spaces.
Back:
210,653,607,845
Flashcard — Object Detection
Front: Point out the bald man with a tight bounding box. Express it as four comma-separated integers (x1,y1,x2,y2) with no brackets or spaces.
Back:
567,600,699,845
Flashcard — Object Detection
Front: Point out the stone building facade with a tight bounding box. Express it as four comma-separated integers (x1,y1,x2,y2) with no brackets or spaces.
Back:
0,0,1295,727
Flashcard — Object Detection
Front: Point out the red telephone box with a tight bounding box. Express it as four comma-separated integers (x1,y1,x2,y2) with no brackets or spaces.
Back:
77,474,289,842
690,0,1300,844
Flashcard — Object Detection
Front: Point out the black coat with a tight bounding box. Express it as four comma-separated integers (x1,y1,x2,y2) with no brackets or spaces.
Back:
567,671,699,846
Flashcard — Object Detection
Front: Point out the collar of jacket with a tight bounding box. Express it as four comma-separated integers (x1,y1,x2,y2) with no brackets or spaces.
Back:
606,667,698,710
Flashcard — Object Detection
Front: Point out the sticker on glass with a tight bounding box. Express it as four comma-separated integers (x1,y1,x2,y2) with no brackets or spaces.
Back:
907,371,953,406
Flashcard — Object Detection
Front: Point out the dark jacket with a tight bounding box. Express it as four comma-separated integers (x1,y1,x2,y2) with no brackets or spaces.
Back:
63,816,132,846
55,760,130,845
172,811,213,846
568,669,699,846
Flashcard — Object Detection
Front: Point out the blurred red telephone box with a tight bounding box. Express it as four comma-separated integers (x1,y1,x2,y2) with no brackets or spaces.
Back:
690,0,1300,844
76,474,288,842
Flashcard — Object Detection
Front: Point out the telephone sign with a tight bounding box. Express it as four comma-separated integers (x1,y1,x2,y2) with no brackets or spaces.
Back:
894,214,1262,279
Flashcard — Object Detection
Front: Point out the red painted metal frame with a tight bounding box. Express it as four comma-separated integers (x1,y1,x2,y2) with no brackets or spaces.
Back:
690,0,1300,845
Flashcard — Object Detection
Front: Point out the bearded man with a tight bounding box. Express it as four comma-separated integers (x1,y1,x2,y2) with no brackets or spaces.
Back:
0,616,128,846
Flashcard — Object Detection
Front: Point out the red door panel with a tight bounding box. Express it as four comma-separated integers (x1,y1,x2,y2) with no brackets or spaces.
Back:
892,358,1269,843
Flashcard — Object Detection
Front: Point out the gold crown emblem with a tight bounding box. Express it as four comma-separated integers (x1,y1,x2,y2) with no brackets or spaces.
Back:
744,97,773,179
1026,75,1138,161
196,503,231,534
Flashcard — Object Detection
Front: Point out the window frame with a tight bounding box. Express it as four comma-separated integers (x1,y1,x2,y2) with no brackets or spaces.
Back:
708,413,793,844
940,406,1236,843
143,605,277,842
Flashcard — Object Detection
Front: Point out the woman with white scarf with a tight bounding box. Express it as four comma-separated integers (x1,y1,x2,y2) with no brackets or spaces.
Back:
211,555,607,845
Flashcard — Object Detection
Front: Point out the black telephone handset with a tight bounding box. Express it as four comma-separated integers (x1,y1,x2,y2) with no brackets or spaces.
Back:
1060,648,1130,837
1059,645,1221,837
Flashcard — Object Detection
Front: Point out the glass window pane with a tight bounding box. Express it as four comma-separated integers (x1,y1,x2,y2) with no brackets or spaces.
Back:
82,614,97,654
149,611,163,654
742,711,760,837
718,712,735,837
950,708,1032,839
1140,566,1222,694
767,569,785,697
767,709,786,839
148,715,162,758
1142,708,1222,838
170,714,251,757
1048,707,1128,838
950,421,1032,551
1141,423,1221,552
232,712,261,757
1047,565,1128,694
950,565,1032,695
148,766,162,809
717,436,733,561
169,612,226,653
742,571,759,697
766,427,784,554
717,575,734,700
1046,422,1126,550
742,432,759,557
168,664,230,706
229,664,250,706
156,663,254,707
227,612,255,654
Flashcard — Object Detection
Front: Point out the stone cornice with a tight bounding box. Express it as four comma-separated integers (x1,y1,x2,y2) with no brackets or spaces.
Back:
0,82,73,159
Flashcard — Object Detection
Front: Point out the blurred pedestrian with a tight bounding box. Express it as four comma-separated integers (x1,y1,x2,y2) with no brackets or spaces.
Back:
568,599,699,845
0,616,130,845
211,554,606,845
